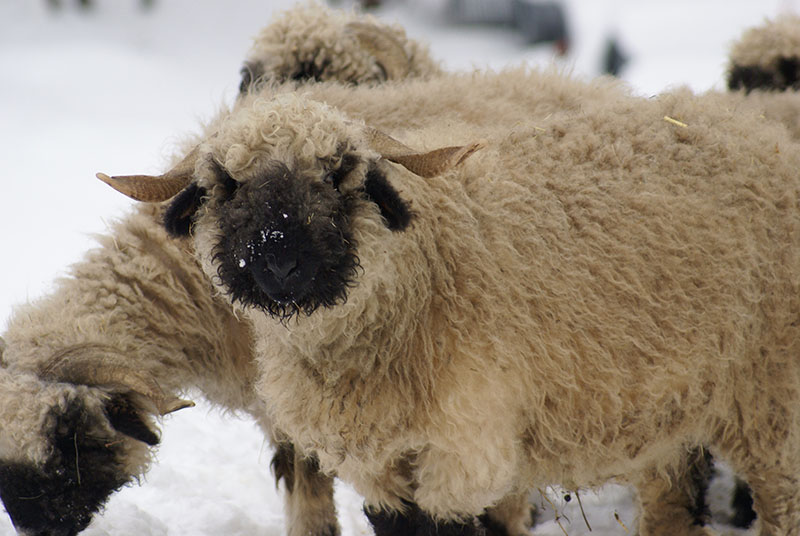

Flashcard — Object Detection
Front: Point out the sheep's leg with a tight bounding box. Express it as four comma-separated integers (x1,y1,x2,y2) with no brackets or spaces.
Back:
730,463,800,536
364,501,486,536
633,450,716,536
479,492,535,536
272,442,340,536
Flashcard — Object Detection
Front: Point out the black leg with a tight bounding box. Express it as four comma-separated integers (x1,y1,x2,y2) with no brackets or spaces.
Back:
365,501,486,536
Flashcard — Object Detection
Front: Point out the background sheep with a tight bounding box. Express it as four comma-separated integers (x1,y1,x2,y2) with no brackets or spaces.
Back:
103,65,800,536
238,1,442,95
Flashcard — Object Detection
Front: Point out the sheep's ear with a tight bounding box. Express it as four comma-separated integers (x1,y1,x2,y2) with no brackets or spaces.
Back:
104,393,160,446
364,163,412,231
163,183,207,237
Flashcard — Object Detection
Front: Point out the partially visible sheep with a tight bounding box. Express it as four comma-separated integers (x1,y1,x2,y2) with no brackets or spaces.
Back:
728,15,800,92
0,205,340,536
725,16,800,142
238,2,442,94
103,68,800,535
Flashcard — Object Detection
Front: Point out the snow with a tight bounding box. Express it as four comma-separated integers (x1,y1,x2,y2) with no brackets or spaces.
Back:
0,0,795,534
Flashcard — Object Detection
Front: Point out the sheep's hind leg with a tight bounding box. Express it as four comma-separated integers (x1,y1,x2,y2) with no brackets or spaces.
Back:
634,449,717,536
272,442,340,536
479,492,535,536
731,465,800,536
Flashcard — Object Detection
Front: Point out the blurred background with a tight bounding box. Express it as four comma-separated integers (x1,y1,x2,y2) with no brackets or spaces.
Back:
0,1,796,534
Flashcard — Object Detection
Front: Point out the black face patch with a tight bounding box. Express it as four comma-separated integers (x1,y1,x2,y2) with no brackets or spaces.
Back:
728,56,800,92
212,162,360,319
363,164,413,231
291,58,334,83
0,397,133,536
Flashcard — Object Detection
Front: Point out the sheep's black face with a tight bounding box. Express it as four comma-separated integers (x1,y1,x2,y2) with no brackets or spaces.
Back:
211,162,361,319
729,56,800,92
0,395,140,536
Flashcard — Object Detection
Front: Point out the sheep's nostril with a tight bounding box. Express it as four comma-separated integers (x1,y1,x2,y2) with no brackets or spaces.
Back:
266,255,297,282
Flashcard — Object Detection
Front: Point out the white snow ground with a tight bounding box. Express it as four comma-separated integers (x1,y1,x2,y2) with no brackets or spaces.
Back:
0,0,795,534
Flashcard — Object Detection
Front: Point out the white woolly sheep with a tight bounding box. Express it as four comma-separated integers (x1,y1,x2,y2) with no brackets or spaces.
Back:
101,66,800,536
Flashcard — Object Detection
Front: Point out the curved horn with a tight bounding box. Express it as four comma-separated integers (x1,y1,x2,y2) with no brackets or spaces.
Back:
41,344,194,416
345,21,411,80
365,127,486,178
97,144,201,203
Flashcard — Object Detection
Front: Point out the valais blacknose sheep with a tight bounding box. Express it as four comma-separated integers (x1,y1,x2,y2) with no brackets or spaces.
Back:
100,65,800,536
238,1,441,95
0,5,451,536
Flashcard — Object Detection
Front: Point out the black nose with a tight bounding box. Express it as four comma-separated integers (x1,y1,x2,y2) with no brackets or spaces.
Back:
266,254,297,282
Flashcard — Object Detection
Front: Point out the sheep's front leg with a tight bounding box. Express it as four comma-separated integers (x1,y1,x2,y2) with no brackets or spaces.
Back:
271,443,340,536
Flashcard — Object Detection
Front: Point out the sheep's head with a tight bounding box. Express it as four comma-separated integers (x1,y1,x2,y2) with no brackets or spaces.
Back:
238,3,440,94
0,344,192,536
99,94,482,319
728,15,800,92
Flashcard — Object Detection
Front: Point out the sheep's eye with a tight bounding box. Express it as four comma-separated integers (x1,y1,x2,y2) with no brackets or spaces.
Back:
323,172,338,188
323,153,360,191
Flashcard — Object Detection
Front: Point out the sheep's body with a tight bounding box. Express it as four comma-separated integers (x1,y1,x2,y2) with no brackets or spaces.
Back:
167,69,800,535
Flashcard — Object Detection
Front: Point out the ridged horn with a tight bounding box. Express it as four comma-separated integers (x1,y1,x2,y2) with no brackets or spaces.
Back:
41,344,195,416
365,127,486,178
345,21,411,80
97,144,201,202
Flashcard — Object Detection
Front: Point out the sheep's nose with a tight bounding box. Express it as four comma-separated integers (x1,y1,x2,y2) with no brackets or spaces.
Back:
266,254,297,282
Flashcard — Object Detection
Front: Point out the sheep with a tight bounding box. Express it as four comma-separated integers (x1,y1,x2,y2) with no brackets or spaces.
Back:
728,15,800,93
0,6,539,535
238,1,442,95
99,66,800,536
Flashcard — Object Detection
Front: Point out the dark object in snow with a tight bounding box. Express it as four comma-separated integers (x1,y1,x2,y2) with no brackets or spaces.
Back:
446,0,569,54
512,0,569,53
602,36,628,77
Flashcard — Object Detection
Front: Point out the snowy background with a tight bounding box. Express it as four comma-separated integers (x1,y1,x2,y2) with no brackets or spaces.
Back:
0,0,796,534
